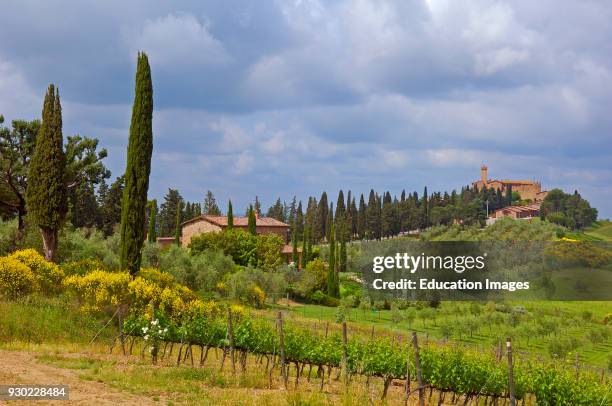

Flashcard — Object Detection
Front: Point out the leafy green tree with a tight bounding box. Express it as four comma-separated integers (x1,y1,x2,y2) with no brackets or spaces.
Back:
147,199,157,242
97,176,124,236
203,190,221,215
26,84,67,261
1,118,108,232
227,200,234,229
119,52,154,275
247,204,257,235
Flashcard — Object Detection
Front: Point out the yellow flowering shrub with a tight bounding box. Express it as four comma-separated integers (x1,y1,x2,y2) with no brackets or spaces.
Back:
9,249,64,294
183,299,221,319
0,256,38,299
159,287,186,321
230,304,246,319
128,276,162,313
63,270,130,312
248,286,266,308
137,267,175,289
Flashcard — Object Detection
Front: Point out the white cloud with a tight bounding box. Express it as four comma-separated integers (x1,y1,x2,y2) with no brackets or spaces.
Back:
233,151,255,175
126,13,229,69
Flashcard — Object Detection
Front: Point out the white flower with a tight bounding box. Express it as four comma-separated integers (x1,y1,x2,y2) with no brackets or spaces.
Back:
142,327,148,333
144,334,149,341
151,319,158,326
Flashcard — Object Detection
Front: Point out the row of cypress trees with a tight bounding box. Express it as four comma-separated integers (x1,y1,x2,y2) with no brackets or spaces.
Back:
27,52,153,275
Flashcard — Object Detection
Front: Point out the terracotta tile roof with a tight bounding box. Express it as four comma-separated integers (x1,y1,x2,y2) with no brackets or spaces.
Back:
181,215,289,228
493,203,541,216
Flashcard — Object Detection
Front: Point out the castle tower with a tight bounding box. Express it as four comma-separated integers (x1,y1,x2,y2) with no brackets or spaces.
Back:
480,165,488,185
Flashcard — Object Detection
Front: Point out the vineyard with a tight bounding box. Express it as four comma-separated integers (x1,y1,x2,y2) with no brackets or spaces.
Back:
121,309,611,406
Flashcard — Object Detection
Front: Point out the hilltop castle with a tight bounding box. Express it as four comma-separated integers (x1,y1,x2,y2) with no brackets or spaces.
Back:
472,165,548,202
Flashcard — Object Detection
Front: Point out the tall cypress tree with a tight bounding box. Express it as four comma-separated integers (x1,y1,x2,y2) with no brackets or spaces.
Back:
339,231,347,273
422,186,429,229
227,200,234,229
506,184,513,206
119,52,153,275
147,199,157,243
291,225,298,265
248,204,257,235
301,226,309,269
174,201,182,245
26,84,66,261
327,223,336,296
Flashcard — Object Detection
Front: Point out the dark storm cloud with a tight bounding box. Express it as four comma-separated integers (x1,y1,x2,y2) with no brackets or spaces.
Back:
0,0,611,216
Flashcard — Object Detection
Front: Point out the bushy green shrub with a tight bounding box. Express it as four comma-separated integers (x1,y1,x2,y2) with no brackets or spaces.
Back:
0,219,18,256
223,267,282,307
61,258,106,276
189,229,283,271
295,258,328,298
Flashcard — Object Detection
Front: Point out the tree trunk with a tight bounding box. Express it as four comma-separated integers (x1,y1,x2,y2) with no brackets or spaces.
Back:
40,227,58,262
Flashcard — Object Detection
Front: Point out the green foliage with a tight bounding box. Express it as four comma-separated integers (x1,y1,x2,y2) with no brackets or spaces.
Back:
147,200,157,242
541,188,597,229
223,267,284,307
189,228,283,271
26,84,67,261
247,205,256,235
227,200,233,229
119,52,153,274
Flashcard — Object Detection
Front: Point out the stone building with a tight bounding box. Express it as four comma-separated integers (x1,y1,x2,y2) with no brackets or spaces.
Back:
179,212,301,267
180,212,290,247
472,165,548,202
486,202,542,225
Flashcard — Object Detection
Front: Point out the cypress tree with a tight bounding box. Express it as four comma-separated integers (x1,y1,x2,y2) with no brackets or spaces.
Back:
227,200,234,229
147,199,157,243
26,84,66,261
422,186,429,229
174,201,181,245
248,204,257,235
506,184,513,206
326,203,334,242
301,226,309,269
339,231,347,273
327,223,336,296
119,52,153,275
291,225,298,265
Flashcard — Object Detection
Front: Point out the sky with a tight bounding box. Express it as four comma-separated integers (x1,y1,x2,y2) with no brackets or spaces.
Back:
1,0,611,217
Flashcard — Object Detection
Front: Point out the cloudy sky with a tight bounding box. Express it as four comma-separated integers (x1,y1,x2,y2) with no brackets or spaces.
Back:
1,0,611,216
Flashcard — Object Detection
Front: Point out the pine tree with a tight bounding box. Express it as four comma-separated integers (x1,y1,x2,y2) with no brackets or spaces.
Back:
26,84,67,261
174,200,182,245
248,204,257,235
327,223,336,296
227,200,234,229
147,199,157,242
158,189,183,236
119,52,154,275
203,190,221,215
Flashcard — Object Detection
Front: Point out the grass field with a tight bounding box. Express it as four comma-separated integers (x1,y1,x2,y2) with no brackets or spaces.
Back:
566,220,612,241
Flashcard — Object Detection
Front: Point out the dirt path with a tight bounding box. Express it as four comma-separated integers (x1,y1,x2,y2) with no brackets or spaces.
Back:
0,350,156,406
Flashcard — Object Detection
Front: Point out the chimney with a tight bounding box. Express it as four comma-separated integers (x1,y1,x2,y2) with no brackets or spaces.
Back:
480,165,488,185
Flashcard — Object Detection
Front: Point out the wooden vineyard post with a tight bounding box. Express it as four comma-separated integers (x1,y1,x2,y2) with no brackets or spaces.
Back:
325,321,329,338
342,321,348,388
507,337,516,406
412,332,425,406
574,352,580,380
277,311,288,389
228,307,235,374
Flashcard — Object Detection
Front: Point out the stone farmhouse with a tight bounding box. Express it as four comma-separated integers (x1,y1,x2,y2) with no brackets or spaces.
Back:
486,203,542,225
178,212,302,266
472,165,548,202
